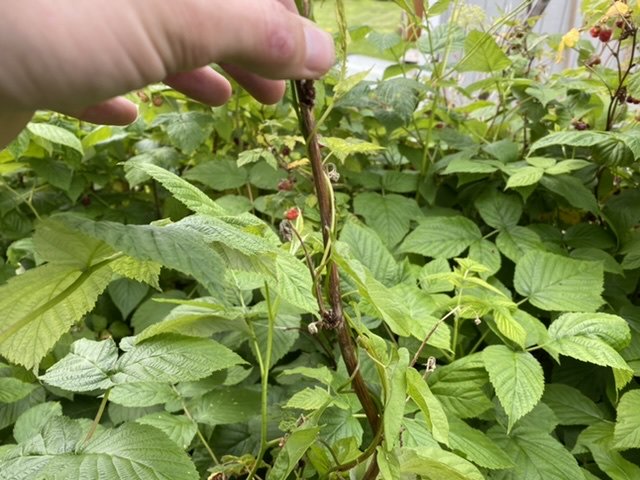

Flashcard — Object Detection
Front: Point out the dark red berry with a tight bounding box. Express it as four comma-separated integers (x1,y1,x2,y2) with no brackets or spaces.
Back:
81,196,91,207
616,19,625,28
152,95,164,107
590,25,602,38
281,146,291,157
573,120,589,131
278,178,295,191
599,28,613,42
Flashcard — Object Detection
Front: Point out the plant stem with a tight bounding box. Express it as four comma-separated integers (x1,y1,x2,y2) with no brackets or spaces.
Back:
292,5,380,479
82,389,110,447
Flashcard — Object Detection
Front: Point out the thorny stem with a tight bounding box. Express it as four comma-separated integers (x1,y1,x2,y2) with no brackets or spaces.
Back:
292,5,380,479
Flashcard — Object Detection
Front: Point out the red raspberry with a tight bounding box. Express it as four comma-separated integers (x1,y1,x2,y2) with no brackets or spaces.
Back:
284,208,300,221
590,25,602,38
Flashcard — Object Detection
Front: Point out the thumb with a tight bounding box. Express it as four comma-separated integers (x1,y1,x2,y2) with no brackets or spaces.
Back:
149,0,335,79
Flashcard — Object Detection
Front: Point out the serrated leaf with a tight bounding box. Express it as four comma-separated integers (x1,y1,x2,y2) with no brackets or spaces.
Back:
529,130,611,152
285,386,333,410
155,111,214,154
614,390,640,449
322,137,384,163
385,348,410,450
468,239,502,278
126,162,226,216
189,387,261,425
340,221,400,286
279,366,333,386
506,166,544,188
483,346,544,431
110,382,178,408
0,263,113,369
400,216,482,258
400,447,485,480
475,190,522,230
269,427,320,480
496,226,545,262
183,159,249,191
428,354,493,419
115,334,244,383
0,418,198,480
353,192,421,247
488,426,583,480
406,368,449,444
540,175,599,213
13,402,63,443
59,214,226,296
447,416,513,470
136,412,197,449
27,123,83,154
40,338,118,392
545,313,632,380
514,251,604,311
542,384,606,426
458,30,511,73
0,378,37,403
576,421,640,480
108,279,149,319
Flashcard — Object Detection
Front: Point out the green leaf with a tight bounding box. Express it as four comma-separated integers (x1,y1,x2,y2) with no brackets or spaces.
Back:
428,354,493,418
0,378,37,403
545,313,632,379
183,159,249,191
0,418,199,480
468,239,502,278
400,447,485,480
447,416,513,470
406,368,449,444
542,384,606,426
514,251,604,311
28,158,73,191
496,226,545,262
40,338,118,392
136,412,197,449
488,426,583,480
340,221,400,286
377,446,401,480
384,348,410,450
285,387,333,410
505,166,544,188
279,366,333,386
27,123,83,155
0,263,113,369
115,334,245,383
475,190,522,230
613,390,640,449
154,112,214,153
269,427,320,480
540,175,599,213
529,130,610,151
458,30,511,73
59,214,226,296
126,162,226,216
108,278,149,319
577,421,640,480
13,402,63,443
353,192,421,247
483,346,544,431
110,382,178,407
189,387,261,425
322,137,384,163
400,216,482,258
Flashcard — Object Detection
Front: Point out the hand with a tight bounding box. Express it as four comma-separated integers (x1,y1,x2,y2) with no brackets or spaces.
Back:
0,0,335,146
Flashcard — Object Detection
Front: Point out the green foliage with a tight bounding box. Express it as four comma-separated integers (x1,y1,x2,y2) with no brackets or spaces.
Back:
2,0,640,478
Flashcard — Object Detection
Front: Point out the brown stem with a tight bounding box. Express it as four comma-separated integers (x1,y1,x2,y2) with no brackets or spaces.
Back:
293,79,380,434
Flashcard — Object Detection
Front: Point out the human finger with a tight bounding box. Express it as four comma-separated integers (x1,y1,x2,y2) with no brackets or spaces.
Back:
221,64,286,105
164,67,233,106
150,0,335,81
73,97,138,125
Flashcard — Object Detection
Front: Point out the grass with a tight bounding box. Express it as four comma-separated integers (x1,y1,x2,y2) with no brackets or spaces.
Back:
313,0,404,58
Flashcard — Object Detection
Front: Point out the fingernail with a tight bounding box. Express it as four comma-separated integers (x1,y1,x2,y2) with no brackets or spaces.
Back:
304,25,335,75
